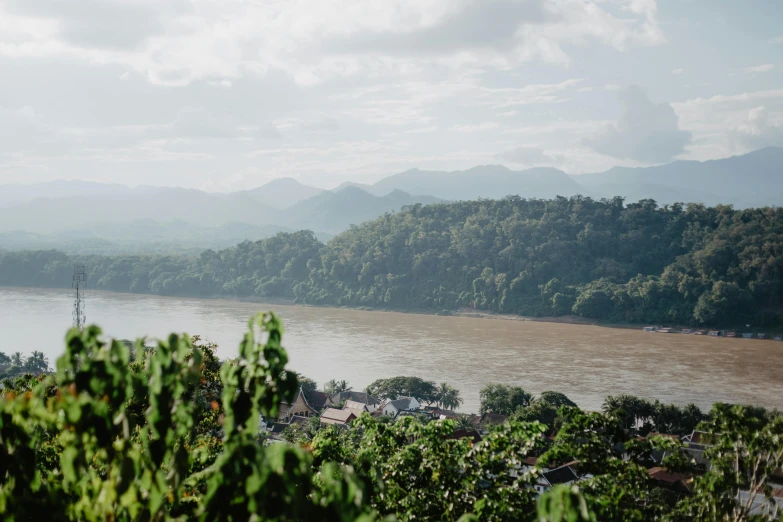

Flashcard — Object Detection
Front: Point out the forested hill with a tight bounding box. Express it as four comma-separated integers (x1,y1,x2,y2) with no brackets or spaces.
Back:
1,196,782,327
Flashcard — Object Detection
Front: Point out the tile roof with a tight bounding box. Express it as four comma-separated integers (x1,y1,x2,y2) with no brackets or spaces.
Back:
433,408,458,418
271,423,289,434
647,467,687,483
543,466,578,485
344,400,369,412
387,398,416,411
320,408,356,425
331,391,380,407
479,412,508,425
306,391,329,410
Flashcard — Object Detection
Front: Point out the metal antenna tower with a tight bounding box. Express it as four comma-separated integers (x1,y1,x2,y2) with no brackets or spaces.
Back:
73,265,87,330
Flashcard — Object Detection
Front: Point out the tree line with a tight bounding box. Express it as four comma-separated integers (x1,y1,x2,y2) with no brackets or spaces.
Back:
1,316,781,520
2,196,782,327
0,350,50,379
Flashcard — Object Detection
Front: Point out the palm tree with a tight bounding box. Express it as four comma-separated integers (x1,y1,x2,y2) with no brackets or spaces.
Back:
26,351,49,374
324,379,352,395
10,352,25,372
437,383,464,411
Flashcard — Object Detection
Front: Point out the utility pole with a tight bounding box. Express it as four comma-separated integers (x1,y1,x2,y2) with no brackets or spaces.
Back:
73,265,87,330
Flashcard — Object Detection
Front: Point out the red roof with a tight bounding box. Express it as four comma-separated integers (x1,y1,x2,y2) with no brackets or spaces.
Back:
648,467,692,490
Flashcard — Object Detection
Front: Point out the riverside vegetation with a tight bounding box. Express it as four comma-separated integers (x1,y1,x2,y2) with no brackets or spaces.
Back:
1,196,782,328
1,315,782,521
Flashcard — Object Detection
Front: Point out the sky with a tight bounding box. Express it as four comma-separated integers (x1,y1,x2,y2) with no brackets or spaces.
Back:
0,0,782,191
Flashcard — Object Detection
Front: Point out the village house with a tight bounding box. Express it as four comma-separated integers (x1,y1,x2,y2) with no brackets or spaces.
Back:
320,408,357,427
681,430,718,468
343,400,371,418
518,457,582,496
278,388,319,421
329,390,381,409
382,396,421,417
647,467,693,494
429,407,459,420
472,412,507,433
307,390,330,411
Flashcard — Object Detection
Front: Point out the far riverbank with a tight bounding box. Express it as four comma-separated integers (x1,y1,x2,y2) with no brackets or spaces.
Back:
3,283,781,339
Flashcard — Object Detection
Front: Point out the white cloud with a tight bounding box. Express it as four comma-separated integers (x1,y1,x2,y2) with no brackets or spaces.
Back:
6,1,779,188
743,64,774,74
404,126,438,134
448,122,500,132
584,86,691,163
0,0,665,86
0,105,61,155
768,36,783,44
672,89,783,157
730,106,783,149
484,79,582,108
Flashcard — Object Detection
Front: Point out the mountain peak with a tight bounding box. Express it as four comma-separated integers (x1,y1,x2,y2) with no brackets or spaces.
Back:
242,177,324,209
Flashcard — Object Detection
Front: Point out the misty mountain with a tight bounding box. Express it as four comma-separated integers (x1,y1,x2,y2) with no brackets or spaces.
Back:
1,148,779,251
0,187,275,234
286,186,440,233
241,177,325,209
0,180,130,208
0,183,435,246
574,147,783,207
368,165,583,200
0,220,331,255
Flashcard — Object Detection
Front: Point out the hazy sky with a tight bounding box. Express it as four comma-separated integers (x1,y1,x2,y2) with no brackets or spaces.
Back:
1,0,782,191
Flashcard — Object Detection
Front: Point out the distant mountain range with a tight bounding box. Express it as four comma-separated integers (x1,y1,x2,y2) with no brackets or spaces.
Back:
576,147,783,208
0,147,780,252
0,181,438,251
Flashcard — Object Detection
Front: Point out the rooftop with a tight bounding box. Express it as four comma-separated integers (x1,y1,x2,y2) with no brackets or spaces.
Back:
320,408,356,425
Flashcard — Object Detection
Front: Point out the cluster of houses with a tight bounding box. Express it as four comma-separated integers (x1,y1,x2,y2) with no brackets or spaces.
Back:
260,389,783,511
260,388,509,440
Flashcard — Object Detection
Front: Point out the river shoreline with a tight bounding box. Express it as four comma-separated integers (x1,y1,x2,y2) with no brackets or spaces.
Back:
1,284,780,338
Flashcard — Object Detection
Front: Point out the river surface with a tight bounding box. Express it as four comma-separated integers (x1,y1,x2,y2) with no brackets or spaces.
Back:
1,287,781,413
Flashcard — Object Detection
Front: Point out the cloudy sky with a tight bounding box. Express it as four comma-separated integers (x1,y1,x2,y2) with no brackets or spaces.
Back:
1,0,782,191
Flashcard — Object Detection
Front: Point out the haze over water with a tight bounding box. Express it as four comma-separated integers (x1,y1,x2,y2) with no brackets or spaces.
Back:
2,287,781,413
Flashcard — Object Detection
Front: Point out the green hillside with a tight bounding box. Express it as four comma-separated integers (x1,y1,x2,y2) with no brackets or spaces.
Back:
2,196,781,327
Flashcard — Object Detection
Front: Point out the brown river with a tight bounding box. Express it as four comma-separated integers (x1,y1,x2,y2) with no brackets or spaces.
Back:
2,287,781,413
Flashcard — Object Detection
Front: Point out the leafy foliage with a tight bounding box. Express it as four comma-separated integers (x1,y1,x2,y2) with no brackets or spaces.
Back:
480,383,533,414
366,376,439,404
0,314,381,521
